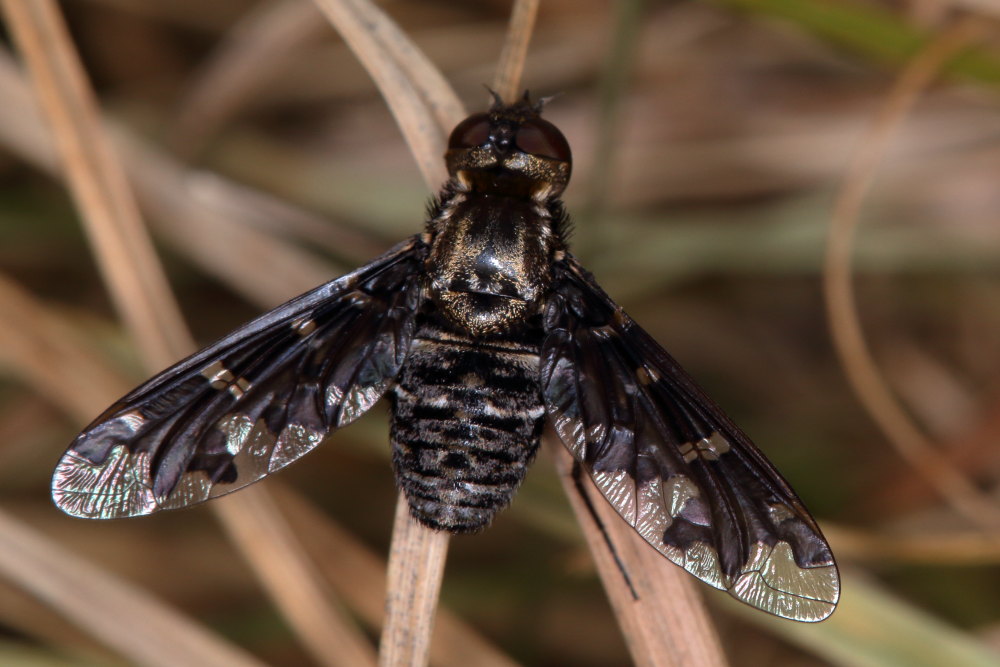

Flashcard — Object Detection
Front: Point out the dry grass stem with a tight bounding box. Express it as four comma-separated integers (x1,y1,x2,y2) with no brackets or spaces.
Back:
0,574,114,664
0,0,194,365
0,51,57,168
550,444,726,666
0,51,370,307
308,3,471,662
215,489,377,667
1,0,376,660
312,0,464,187
171,0,328,157
316,0,464,132
174,155,390,263
539,3,723,655
0,508,265,667
822,15,1000,528
378,495,450,667
492,0,540,102
119,133,345,307
274,487,518,667
826,523,1000,565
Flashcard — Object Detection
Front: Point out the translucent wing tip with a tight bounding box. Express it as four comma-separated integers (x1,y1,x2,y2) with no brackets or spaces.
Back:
51,445,159,519
728,541,840,622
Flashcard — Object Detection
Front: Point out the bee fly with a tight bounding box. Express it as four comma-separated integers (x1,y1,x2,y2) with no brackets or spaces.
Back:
53,94,839,621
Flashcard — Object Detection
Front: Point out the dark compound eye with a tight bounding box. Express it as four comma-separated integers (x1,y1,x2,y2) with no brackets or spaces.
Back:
515,118,571,162
447,113,491,150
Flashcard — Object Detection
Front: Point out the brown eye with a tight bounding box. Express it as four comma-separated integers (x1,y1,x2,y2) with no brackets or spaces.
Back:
515,118,571,161
448,113,491,150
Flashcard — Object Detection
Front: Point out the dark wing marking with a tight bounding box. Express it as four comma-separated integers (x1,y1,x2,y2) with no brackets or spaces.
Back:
541,256,839,622
53,237,426,519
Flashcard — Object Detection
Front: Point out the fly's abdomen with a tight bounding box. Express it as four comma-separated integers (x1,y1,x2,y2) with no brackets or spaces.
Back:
390,324,544,532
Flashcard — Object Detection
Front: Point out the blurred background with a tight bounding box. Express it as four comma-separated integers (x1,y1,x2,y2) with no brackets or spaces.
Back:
1,0,1000,665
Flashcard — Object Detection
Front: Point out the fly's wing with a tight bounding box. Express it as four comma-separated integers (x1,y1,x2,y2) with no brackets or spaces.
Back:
541,257,839,622
54,237,426,519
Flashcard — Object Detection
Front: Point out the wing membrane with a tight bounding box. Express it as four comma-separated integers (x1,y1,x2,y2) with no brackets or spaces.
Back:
541,257,839,621
53,237,426,519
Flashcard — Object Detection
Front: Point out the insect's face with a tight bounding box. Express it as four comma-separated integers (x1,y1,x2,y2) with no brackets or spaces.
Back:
445,101,571,201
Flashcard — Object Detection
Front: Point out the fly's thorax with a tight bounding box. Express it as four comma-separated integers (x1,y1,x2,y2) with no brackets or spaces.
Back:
425,192,555,336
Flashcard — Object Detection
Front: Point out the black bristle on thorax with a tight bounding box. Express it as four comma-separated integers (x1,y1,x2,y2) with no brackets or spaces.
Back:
548,200,571,248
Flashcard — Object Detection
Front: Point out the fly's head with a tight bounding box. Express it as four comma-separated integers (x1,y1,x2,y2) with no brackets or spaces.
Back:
445,94,571,202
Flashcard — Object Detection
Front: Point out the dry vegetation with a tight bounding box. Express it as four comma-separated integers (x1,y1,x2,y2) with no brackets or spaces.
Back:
1,0,1000,665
